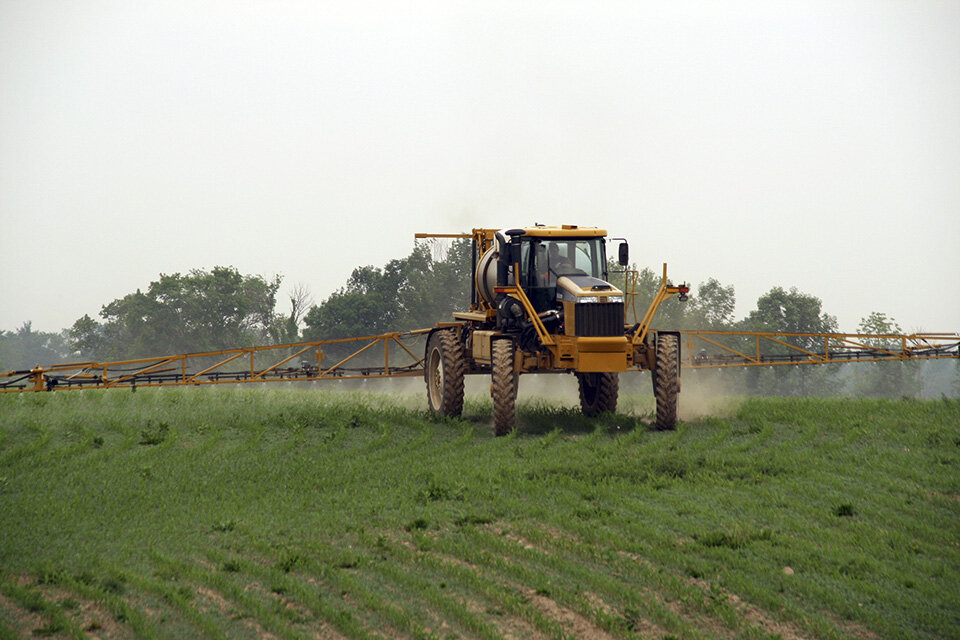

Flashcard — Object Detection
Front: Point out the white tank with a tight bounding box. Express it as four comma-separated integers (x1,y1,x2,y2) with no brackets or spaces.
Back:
475,247,499,305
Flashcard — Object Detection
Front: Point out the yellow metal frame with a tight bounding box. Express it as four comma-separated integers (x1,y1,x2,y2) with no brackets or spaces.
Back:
3,326,956,394
679,330,960,368
630,264,688,345
1,330,431,393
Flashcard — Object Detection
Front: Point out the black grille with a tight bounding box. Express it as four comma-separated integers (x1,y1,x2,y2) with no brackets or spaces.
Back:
575,302,624,337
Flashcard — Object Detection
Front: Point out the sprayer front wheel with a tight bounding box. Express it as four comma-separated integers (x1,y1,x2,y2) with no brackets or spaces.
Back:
491,339,518,436
653,333,679,430
577,372,619,417
425,330,465,417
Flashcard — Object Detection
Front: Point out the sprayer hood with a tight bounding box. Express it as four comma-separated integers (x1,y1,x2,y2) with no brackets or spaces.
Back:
555,276,623,302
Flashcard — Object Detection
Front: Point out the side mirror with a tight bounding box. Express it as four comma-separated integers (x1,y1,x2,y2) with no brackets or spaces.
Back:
618,242,629,266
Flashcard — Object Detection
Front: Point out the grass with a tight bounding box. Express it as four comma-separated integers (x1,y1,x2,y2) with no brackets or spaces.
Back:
0,385,958,639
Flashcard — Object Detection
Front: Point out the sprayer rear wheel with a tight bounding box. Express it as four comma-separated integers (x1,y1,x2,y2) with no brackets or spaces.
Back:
653,333,679,430
491,339,518,436
577,372,619,417
425,330,465,417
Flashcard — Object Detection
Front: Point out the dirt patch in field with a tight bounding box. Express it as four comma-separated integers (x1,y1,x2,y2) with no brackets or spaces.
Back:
224,574,353,640
499,530,539,552
616,552,736,639
0,591,52,638
485,522,571,557
196,585,236,617
195,584,281,640
387,530,484,574
416,527,808,640
460,592,551,640
311,620,353,640
2,577,131,640
523,586,618,640
614,556,797,640
248,579,316,625
75,599,131,640
301,576,388,640
583,591,668,640
538,525,582,545
482,530,713,640
403,536,617,640
820,610,883,640
618,549,809,639
391,536,550,640
686,577,813,640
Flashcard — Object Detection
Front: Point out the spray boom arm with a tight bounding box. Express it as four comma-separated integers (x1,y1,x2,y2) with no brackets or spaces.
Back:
631,263,690,345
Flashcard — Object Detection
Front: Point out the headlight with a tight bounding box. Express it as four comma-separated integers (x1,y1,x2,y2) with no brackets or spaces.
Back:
577,296,599,304
607,295,624,303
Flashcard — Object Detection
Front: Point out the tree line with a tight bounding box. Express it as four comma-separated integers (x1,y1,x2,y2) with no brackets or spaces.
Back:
2,239,954,397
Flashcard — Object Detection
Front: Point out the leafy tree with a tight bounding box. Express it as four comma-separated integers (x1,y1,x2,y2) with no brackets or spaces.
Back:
849,311,921,397
737,287,841,396
69,267,281,360
402,239,473,329
742,286,838,346
303,240,471,342
0,322,71,370
68,314,109,360
690,278,736,329
303,265,406,341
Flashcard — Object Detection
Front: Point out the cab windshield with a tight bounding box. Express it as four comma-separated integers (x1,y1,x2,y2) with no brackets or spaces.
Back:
519,237,607,310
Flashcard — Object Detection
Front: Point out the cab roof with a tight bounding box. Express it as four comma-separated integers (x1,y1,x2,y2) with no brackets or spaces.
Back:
516,225,607,238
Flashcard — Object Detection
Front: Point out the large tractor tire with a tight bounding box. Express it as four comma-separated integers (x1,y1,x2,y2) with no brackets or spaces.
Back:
652,333,680,430
425,330,465,417
491,339,518,436
577,372,619,417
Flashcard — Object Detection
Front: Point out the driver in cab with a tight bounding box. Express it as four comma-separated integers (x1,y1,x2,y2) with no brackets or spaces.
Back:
536,244,572,287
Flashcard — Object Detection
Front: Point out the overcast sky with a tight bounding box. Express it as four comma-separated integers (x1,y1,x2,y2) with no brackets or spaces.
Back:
2,1,958,336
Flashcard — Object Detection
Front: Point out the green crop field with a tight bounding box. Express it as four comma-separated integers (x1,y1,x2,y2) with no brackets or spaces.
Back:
0,386,957,640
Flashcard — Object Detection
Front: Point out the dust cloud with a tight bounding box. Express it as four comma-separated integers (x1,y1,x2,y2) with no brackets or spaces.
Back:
676,370,743,421
311,369,743,423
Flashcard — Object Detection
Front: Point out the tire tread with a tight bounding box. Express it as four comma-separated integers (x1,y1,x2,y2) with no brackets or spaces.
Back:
653,333,679,430
426,330,465,417
491,340,517,436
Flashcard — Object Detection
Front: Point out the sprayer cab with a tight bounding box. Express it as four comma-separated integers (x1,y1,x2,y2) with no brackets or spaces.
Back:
502,227,610,309
485,226,626,337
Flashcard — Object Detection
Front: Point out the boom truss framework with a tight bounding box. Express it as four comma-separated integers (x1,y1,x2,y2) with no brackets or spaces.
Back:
680,331,960,369
2,328,957,394
0,330,431,393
